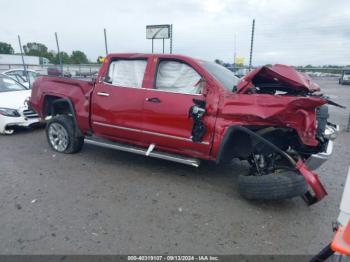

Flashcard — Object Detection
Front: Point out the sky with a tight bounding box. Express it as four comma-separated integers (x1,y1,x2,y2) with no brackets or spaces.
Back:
1,0,349,66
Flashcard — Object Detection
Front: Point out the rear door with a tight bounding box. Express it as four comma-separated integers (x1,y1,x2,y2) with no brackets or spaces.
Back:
142,58,215,158
91,58,149,143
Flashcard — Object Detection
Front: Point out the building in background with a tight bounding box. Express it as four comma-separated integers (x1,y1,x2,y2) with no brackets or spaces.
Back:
0,54,49,66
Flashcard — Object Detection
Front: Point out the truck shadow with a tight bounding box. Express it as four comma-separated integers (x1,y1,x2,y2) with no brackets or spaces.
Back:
83,143,303,209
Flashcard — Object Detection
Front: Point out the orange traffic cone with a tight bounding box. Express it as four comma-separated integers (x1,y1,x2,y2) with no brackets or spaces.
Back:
331,221,350,256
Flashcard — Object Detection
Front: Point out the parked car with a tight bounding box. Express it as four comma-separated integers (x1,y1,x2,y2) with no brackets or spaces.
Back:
3,69,40,88
0,74,40,134
47,67,72,78
30,54,340,205
339,68,350,85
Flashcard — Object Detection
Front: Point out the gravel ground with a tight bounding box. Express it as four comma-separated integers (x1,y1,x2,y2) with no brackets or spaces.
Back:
0,77,349,255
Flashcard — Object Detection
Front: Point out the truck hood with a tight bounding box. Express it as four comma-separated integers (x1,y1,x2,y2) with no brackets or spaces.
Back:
237,64,320,94
0,90,31,110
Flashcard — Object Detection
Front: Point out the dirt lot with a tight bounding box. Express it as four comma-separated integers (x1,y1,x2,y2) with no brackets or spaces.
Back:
0,78,349,255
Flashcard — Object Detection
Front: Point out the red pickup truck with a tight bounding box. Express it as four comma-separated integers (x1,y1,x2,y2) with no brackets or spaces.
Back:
30,53,340,205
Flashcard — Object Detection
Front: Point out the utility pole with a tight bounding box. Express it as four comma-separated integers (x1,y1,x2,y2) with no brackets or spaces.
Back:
170,24,173,54
17,35,30,87
104,28,108,55
55,32,63,77
248,19,255,71
233,32,237,72
152,38,154,53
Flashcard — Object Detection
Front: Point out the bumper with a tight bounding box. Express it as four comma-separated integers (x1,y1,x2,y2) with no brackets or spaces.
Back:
297,160,328,204
306,140,334,170
0,115,41,134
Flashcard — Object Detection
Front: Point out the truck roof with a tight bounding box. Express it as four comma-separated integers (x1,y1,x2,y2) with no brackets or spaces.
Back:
106,53,202,62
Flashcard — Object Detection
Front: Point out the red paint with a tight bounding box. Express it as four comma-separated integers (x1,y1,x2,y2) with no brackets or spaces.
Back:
30,53,330,200
237,64,321,94
296,160,327,201
30,54,327,157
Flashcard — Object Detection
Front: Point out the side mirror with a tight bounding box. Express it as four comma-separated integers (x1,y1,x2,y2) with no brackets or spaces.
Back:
196,78,208,96
103,75,112,84
193,98,206,108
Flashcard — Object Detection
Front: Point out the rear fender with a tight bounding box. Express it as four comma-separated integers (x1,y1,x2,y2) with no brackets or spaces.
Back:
50,97,83,137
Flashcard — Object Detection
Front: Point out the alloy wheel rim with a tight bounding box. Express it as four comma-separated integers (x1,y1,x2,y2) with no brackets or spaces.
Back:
48,123,69,152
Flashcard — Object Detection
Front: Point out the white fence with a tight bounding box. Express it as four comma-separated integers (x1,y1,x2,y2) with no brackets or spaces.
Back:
0,63,102,77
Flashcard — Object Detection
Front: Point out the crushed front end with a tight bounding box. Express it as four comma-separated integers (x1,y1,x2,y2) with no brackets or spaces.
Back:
219,64,342,205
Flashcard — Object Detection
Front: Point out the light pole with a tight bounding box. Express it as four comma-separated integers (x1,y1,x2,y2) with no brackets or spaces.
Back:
55,32,63,77
104,28,108,55
17,35,30,87
249,19,255,71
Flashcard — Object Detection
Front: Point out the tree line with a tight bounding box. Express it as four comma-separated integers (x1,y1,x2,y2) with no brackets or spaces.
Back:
0,41,101,64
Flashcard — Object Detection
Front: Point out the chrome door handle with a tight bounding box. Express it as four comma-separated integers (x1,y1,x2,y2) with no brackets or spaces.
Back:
97,92,110,97
145,97,161,103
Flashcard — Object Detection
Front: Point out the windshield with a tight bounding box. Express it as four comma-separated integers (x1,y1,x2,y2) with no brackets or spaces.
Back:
0,75,27,92
201,61,240,91
344,70,350,75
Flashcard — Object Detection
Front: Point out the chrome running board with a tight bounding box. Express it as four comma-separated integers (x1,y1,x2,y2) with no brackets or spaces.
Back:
84,138,200,167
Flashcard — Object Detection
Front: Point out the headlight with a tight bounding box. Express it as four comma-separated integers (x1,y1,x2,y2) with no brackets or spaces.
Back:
324,125,338,140
0,108,20,117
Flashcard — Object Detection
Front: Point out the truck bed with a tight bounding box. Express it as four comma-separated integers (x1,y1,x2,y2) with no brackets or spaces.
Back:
30,76,95,132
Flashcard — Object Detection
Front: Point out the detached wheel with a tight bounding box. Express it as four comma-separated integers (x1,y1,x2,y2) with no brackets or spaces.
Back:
46,115,84,154
238,171,308,201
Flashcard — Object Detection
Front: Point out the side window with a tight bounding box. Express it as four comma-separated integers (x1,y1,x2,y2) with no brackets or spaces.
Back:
107,59,147,88
155,60,202,94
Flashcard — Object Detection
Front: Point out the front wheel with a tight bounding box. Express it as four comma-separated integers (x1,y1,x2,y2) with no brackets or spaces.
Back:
46,115,84,154
238,170,308,201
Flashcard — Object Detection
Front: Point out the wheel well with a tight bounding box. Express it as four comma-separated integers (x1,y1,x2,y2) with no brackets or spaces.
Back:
43,96,74,117
217,125,303,163
217,128,253,163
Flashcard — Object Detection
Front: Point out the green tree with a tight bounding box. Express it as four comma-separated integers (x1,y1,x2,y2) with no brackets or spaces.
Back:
23,42,48,56
46,51,56,63
22,42,57,63
0,42,14,54
70,50,89,64
54,51,71,64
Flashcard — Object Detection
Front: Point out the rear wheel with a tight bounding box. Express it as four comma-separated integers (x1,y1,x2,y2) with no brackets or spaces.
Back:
238,170,308,201
46,115,84,154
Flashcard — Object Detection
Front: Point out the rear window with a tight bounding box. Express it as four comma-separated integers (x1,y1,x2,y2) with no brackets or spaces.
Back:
106,59,147,88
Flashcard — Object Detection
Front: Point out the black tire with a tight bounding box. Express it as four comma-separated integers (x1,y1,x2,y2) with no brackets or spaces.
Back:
46,115,84,154
238,171,308,201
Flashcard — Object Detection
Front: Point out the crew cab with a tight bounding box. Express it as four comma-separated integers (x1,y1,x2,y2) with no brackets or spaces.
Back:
30,53,340,205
